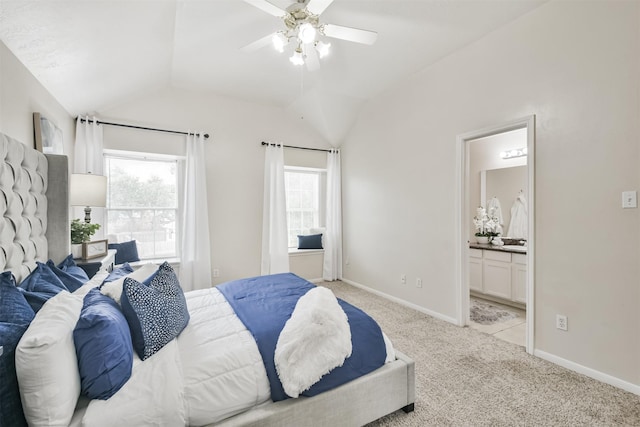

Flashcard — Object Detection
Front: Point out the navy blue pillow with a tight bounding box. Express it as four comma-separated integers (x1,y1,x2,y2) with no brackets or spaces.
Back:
18,262,69,312
56,254,90,283
297,233,323,250
121,262,189,360
46,259,85,293
102,263,134,284
0,271,35,427
73,288,133,400
108,241,140,265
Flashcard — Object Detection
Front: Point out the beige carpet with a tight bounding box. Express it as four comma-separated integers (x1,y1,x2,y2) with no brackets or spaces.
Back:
320,281,640,426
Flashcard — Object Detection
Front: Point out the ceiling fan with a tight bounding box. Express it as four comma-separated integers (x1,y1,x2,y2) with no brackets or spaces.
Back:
241,0,378,71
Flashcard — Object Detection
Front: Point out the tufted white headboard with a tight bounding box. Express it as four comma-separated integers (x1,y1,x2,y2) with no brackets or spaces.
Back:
0,132,69,282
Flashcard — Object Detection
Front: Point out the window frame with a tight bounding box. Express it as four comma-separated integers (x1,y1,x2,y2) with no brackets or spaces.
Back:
284,166,326,249
103,149,184,261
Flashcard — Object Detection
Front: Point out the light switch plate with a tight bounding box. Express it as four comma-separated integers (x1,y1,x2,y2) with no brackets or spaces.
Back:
622,191,637,209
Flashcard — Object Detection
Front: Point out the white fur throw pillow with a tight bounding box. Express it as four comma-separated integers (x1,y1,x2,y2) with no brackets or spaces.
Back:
275,286,352,398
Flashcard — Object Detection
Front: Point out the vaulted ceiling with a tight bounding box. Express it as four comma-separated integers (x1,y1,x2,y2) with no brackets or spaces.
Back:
0,0,546,144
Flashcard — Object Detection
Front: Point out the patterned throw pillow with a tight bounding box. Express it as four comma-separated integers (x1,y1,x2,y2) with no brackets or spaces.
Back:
120,262,189,360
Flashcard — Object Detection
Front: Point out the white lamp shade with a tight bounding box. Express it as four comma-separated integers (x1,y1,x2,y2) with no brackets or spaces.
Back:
70,173,107,207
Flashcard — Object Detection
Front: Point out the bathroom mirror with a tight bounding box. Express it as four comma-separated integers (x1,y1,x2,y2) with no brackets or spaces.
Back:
481,165,527,238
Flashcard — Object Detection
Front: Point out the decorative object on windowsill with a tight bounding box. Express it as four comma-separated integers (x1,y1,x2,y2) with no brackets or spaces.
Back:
70,219,102,259
473,206,500,244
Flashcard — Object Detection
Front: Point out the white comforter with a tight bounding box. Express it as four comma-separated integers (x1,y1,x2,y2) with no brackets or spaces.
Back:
178,288,271,426
74,287,393,426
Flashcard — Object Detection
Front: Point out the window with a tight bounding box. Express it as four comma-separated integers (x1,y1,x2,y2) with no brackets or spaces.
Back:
104,152,181,260
284,167,325,248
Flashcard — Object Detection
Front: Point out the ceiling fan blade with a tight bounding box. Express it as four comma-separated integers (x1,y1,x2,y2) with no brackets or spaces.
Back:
306,0,334,16
323,24,378,45
240,33,276,53
304,44,320,72
243,0,287,17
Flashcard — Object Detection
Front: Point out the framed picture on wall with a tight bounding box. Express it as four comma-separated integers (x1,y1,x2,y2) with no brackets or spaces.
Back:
33,112,63,154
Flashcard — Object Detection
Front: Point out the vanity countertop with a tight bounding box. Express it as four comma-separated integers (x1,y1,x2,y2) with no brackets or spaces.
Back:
469,243,527,254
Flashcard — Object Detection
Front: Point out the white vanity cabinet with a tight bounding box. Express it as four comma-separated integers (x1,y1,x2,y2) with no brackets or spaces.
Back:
482,250,512,300
469,247,527,306
511,253,527,304
469,249,483,293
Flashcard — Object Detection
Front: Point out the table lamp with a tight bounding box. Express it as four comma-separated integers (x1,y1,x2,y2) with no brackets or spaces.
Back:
70,173,107,223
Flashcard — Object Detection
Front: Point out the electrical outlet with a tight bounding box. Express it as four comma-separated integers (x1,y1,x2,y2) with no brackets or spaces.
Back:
212,268,220,278
416,278,423,288
401,274,406,284
556,314,568,331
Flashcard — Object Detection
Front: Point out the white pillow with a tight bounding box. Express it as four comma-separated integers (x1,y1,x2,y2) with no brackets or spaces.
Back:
100,263,158,304
81,340,187,426
16,291,84,427
73,270,110,297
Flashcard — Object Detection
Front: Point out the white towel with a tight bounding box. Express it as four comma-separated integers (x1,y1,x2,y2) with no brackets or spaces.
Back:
507,194,528,239
274,286,352,398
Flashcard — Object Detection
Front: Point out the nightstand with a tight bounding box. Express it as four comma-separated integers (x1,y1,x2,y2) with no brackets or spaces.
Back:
76,249,117,279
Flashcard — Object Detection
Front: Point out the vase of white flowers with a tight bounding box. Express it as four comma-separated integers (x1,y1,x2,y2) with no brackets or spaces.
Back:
473,206,500,244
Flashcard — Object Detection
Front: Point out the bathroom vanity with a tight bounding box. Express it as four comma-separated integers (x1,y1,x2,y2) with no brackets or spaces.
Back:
469,243,526,308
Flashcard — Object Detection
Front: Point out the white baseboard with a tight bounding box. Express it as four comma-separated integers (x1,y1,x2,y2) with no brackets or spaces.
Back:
341,278,640,397
309,278,324,284
534,349,640,396
340,278,459,325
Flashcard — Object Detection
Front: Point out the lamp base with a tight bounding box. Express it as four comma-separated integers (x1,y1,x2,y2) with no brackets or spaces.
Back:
84,206,92,223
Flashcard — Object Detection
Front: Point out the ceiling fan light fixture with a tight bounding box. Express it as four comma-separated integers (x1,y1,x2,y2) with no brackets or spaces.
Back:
272,32,288,53
298,22,317,44
316,40,330,58
289,48,305,66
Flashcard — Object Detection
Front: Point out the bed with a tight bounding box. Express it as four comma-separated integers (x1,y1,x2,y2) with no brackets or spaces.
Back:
0,131,415,426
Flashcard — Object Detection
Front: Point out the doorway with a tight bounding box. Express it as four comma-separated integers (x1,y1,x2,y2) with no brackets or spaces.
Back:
456,116,535,354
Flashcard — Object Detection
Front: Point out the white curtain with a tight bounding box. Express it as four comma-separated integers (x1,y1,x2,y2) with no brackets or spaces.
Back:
261,143,289,275
179,133,212,291
74,116,103,174
323,149,342,281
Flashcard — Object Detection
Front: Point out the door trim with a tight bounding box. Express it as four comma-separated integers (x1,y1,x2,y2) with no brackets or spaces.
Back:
455,115,535,354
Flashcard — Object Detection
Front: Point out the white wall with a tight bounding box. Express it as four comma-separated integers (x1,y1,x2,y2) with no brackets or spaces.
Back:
342,0,640,386
0,41,73,153
99,87,331,285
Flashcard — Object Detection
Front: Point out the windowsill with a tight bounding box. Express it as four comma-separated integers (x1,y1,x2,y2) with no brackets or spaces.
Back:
288,248,324,256
117,257,181,269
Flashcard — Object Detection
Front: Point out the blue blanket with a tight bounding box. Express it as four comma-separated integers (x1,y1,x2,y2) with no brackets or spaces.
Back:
217,273,387,402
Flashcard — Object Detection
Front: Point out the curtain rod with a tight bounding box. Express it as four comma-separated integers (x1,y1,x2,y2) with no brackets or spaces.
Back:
79,117,210,139
261,141,334,153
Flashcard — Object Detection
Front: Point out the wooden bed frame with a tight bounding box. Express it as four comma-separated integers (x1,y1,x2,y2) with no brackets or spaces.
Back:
0,132,415,425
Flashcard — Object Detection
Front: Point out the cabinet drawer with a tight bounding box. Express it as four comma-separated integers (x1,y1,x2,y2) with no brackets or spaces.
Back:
483,250,511,262
469,248,483,259
512,253,527,265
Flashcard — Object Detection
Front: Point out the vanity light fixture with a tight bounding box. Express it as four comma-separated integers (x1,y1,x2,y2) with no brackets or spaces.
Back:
500,147,527,159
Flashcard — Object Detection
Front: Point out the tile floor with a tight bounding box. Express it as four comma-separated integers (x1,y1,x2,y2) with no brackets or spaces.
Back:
469,297,526,347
